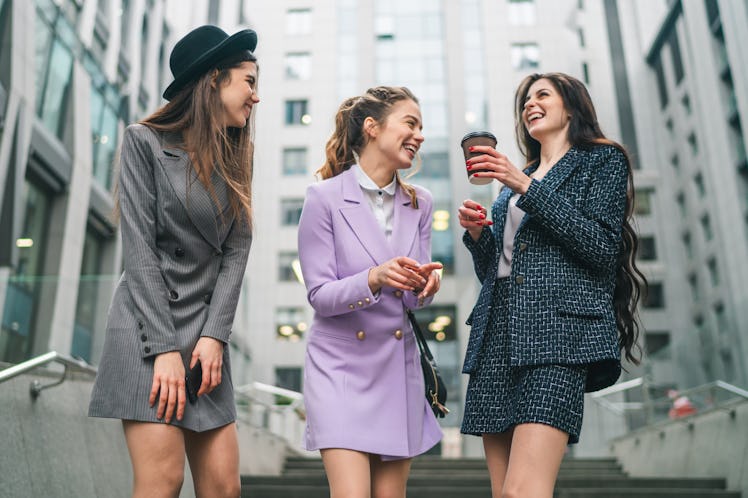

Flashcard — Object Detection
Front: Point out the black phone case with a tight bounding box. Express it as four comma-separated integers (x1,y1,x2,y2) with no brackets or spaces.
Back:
185,362,202,404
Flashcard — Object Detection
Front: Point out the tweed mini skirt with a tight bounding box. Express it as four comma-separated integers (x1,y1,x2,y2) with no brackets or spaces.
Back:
461,278,587,444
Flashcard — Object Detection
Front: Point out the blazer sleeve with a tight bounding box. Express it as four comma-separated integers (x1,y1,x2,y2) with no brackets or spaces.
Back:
402,189,435,310
118,125,178,358
462,227,497,284
200,215,251,343
515,146,628,272
298,184,380,318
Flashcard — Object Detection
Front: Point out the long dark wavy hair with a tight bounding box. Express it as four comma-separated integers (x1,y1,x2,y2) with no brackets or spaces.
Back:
317,86,421,208
116,49,257,227
514,72,647,365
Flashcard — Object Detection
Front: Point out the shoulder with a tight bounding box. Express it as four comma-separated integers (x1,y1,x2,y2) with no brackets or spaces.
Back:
579,143,627,165
123,123,161,153
306,172,344,197
411,183,433,207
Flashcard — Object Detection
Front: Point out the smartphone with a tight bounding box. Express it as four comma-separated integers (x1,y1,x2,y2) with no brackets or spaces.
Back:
185,361,202,404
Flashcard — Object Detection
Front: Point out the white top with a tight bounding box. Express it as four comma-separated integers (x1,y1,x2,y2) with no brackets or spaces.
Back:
498,192,526,278
352,164,397,239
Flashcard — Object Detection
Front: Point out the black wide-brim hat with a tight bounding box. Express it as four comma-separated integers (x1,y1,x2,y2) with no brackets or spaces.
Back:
163,25,258,101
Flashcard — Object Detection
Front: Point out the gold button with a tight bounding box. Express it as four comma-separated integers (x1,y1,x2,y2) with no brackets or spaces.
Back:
394,329,403,340
365,298,371,303
356,331,366,340
394,290,403,298
515,275,525,284
519,242,528,251
357,300,363,306
349,304,355,309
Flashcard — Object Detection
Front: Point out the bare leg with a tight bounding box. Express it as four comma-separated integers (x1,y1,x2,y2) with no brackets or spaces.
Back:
369,454,412,498
184,422,240,498
122,420,185,498
321,448,371,498
482,430,513,498
502,423,568,498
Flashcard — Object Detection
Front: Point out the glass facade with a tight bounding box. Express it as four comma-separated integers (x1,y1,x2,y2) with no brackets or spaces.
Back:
0,181,52,363
71,229,106,362
84,54,121,189
35,0,76,140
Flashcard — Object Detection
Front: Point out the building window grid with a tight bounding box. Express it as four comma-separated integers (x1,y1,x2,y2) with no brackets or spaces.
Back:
285,99,310,126
284,52,311,80
510,43,540,70
286,8,312,35
282,147,308,175
280,198,304,226
278,251,299,282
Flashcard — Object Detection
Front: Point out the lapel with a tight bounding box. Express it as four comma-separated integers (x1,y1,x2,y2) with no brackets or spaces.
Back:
157,138,222,251
338,169,392,266
491,185,514,241
390,185,420,258
516,146,581,232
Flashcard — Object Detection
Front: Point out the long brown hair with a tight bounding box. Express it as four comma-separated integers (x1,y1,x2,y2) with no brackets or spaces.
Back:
317,86,421,208
131,49,257,227
514,72,647,365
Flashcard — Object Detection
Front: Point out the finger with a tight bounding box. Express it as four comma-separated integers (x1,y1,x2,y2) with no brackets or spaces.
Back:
420,262,443,273
212,361,222,390
395,256,421,269
198,363,211,397
149,378,160,407
467,144,497,155
157,381,168,419
176,379,186,421
164,380,178,423
189,351,199,369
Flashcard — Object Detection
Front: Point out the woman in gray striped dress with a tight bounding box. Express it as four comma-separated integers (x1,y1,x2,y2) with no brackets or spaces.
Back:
88,25,259,498
457,73,646,498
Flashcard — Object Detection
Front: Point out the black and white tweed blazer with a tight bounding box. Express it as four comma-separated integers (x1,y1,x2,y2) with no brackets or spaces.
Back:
462,145,628,392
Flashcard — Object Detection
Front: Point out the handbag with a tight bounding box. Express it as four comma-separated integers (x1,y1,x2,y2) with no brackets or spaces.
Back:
407,310,449,418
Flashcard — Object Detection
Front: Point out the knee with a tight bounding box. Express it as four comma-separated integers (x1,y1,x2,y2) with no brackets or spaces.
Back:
501,485,522,498
196,477,240,498
216,479,241,498
134,466,184,495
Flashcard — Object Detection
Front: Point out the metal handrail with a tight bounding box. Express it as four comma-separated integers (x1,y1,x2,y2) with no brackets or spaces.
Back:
590,377,748,423
234,381,307,449
0,351,97,399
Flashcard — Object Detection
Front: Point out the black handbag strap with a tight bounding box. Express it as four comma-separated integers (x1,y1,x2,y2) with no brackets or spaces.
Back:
407,310,435,361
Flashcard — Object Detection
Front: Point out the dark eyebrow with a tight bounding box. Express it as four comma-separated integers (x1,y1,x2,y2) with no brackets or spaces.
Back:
404,114,422,124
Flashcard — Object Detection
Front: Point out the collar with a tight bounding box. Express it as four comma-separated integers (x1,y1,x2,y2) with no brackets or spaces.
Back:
351,164,397,196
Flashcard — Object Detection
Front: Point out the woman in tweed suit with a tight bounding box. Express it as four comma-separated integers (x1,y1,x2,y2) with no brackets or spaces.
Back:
297,87,443,497
457,73,645,498
88,26,259,498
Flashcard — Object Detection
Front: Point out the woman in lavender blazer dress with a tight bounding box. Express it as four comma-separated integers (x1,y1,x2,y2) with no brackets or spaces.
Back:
297,86,443,497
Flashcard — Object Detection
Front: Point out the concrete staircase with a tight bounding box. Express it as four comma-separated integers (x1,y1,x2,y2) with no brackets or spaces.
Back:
242,456,741,497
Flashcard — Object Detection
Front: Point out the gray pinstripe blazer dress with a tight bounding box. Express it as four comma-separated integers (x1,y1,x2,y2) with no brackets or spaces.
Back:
88,124,251,431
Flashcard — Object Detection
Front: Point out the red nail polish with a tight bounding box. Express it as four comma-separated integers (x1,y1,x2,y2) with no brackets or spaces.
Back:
469,146,475,151
486,221,493,225
473,173,481,177
467,165,473,170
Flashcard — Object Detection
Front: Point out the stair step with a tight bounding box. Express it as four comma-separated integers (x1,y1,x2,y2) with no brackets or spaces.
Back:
244,475,728,490
243,457,739,498
554,489,740,498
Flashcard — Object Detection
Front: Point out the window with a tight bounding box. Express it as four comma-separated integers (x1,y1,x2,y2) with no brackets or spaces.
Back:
286,8,312,35
652,53,668,109
85,54,120,189
700,214,713,241
682,94,691,115
275,307,306,342
578,27,585,48
670,153,680,171
638,236,657,261
714,303,728,332
208,0,219,24
582,62,590,84
644,331,671,359
667,28,684,84
676,192,686,218
510,43,539,70
707,257,720,286
285,52,311,80
278,251,300,282
281,198,304,226
72,228,106,362
688,132,699,156
285,99,310,125
693,172,706,198
508,0,536,26
283,147,308,175
1,181,53,363
35,12,75,139
687,273,699,300
643,282,665,309
682,231,693,258
634,188,653,215
275,367,302,392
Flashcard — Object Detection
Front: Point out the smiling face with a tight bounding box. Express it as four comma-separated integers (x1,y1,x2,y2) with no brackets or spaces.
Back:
217,61,259,128
522,78,571,143
366,98,425,170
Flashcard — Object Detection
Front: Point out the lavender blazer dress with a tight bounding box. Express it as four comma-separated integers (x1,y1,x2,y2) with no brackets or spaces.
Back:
297,168,442,459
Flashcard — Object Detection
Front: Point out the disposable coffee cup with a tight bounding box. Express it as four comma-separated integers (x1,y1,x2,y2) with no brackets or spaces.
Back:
461,131,497,185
